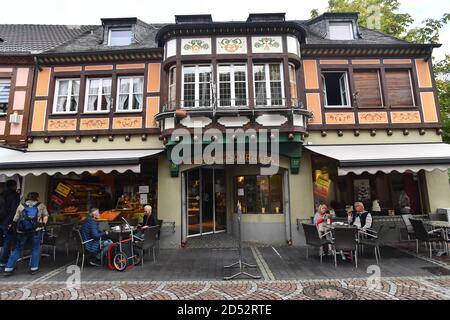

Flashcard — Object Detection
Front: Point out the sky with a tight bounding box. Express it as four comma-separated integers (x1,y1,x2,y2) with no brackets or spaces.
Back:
1,0,449,59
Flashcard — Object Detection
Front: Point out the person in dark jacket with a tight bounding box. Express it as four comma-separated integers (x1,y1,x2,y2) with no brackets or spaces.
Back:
0,180,21,268
135,205,157,240
79,208,112,266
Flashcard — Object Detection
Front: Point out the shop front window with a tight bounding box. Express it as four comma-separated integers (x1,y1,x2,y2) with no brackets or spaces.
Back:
235,175,283,214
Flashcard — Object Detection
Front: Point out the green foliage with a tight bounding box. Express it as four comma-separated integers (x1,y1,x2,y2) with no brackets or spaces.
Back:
404,14,450,44
434,55,450,143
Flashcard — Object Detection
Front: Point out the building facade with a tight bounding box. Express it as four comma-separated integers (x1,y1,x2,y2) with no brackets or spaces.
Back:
0,13,449,248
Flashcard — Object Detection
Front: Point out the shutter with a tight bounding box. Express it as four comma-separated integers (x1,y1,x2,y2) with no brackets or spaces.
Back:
385,70,414,107
353,70,382,108
0,79,11,103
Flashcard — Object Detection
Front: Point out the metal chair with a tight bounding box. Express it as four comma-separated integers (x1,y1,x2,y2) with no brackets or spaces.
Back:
401,214,415,240
74,229,102,272
358,225,384,264
301,223,332,264
409,218,446,258
332,227,358,268
133,225,159,267
55,223,75,257
428,213,448,222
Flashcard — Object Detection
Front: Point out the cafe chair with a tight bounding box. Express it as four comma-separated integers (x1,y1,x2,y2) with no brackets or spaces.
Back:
55,223,75,257
401,214,416,241
74,229,103,272
358,225,384,265
409,219,446,258
301,223,332,264
133,225,160,267
332,227,358,268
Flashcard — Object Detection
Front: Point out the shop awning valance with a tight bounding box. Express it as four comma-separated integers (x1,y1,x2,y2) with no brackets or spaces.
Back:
0,148,164,177
305,143,450,176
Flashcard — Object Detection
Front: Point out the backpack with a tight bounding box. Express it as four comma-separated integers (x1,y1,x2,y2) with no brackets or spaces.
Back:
17,203,40,233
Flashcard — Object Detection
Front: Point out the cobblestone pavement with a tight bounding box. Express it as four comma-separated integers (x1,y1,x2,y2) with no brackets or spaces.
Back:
1,275,449,300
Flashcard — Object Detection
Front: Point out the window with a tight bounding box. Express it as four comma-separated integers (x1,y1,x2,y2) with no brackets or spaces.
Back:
218,64,248,107
53,79,80,114
182,65,212,108
288,64,298,107
116,76,144,111
353,70,383,108
329,22,354,40
85,78,112,113
235,175,283,214
254,63,284,106
321,71,351,107
385,70,415,107
168,66,177,110
0,79,11,114
108,27,132,46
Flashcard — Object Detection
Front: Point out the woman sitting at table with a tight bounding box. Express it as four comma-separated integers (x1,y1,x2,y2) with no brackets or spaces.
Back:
313,204,333,255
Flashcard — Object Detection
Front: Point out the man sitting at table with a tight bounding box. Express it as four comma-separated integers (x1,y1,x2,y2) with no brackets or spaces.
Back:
348,202,373,231
80,208,112,267
134,205,157,240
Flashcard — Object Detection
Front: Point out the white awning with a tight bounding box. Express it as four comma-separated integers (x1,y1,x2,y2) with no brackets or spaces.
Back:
305,143,450,176
0,148,164,177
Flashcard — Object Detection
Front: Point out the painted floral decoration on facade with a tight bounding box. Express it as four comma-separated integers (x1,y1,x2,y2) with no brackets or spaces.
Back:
327,113,354,123
391,112,421,123
254,37,280,50
219,38,243,53
183,40,209,53
81,119,109,130
115,117,141,129
48,119,76,130
359,113,388,123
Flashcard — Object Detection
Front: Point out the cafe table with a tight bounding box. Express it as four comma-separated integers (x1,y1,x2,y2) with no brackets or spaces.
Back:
423,220,450,256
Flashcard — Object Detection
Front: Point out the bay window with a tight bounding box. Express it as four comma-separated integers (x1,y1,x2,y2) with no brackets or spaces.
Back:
116,76,144,112
182,65,212,108
288,64,298,107
218,64,248,107
168,66,177,110
235,175,283,214
53,78,80,114
0,79,11,114
254,63,284,106
85,78,112,113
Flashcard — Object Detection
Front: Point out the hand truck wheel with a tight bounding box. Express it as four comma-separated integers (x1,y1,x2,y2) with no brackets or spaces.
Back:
113,252,128,271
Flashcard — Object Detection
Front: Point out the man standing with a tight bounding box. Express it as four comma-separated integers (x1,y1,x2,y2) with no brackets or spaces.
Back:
348,202,373,231
3,192,48,276
0,180,21,269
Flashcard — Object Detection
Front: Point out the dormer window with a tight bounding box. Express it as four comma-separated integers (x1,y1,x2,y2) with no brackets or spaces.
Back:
108,27,132,46
329,22,354,40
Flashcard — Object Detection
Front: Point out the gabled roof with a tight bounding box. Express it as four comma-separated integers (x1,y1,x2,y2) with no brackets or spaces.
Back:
0,24,95,55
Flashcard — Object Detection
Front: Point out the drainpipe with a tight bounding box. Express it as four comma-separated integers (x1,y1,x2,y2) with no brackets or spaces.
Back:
181,171,187,247
283,170,292,245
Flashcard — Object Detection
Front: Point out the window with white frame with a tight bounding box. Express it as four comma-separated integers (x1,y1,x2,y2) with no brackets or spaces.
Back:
0,79,11,114
85,78,112,113
168,66,177,110
108,27,133,46
218,64,248,107
53,78,80,113
254,63,284,106
288,64,298,107
182,65,212,108
329,22,354,40
321,71,351,107
116,76,144,111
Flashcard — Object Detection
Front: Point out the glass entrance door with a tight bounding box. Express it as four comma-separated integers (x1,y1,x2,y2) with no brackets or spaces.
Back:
186,168,226,237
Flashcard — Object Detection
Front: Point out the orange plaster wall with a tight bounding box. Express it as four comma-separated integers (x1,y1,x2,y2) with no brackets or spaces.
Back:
303,60,319,90
15,68,29,87
0,120,6,135
47,119,77,131
147,63,161,93
31,101,47,131
112,117,143,129
146,97,159,128
0,68,13,72
325,113,355,124
116,63,145,70
84,65,114,71
390,111,421,123
306,93,322,124
80,118,110,130
36,68,52,97
53,66,82,72
420,92,438,123
415,59,432,88
319,59,349,65
383,59,412,64
352,59,381,65
358,112,389,124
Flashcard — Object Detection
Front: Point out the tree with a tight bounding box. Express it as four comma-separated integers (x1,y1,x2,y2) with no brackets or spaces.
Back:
434,55,450,143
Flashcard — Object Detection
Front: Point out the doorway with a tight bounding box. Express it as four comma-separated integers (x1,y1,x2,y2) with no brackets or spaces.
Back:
185,168,226,237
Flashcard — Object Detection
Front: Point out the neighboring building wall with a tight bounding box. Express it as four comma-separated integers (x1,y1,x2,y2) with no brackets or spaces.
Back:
425,170,450,213
23,175,49,203
0,64,34,146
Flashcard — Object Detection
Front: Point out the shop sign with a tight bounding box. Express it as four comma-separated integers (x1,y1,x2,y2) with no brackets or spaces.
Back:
139,186,149,194
55,183,71,197
314,170,331,199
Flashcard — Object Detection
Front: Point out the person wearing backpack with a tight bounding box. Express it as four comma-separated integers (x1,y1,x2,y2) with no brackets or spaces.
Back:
0,180,21,268
3,192,48,276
